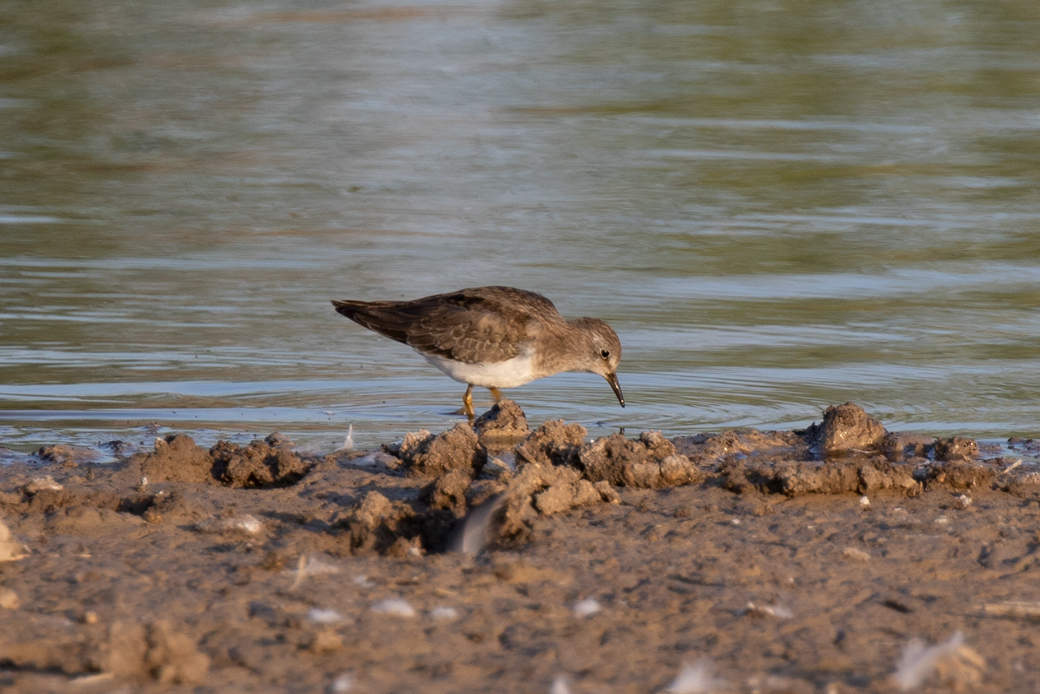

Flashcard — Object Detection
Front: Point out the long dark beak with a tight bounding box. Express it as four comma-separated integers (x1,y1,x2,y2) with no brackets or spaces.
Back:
605,372,625,408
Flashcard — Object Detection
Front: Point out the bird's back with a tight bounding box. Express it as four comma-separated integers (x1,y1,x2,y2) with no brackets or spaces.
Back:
332,286,562,364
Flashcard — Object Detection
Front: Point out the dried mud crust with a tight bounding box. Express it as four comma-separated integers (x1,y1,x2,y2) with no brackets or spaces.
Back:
384,422,487,478
1,401,1038,693
132,433,315,488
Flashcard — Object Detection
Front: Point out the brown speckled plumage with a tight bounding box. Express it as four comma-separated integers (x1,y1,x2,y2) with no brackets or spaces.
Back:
331,286,624,417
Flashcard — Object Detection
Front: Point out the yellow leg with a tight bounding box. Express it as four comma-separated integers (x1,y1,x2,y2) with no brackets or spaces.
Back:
489,387,503,403
462,384,475,419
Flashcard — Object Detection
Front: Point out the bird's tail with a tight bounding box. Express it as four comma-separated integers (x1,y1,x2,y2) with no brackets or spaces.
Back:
331,299,413,344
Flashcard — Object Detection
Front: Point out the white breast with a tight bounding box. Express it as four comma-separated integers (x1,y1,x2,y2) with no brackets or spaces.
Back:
420,349,538,389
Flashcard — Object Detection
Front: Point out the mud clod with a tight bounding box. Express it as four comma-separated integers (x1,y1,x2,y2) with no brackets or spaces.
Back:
721,459,920,496
131,435,314,488
144,621,211,684
883,433,935,462
103,440,140,458
133,435,214,484
593,479,621,504
335,491,455,555
532,475,602,516
422,469,473,515
336,491,414,555
926,461,994,490
144,490,203,524
104,621,209,683
473,399,530,440
674,429,805,462
856,461,920,494
395,422,487,477
263,432,295,449
579,431,704,489
210,440,310,488
803,403,887,457
450,454,623,552
35,445,101,466
515,420,587,468
499,462,607,540
934,436,979,462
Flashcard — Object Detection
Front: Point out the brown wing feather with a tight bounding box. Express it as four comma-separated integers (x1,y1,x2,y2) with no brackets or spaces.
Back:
410,305,525,363
331,300,415,344
332,287,562,364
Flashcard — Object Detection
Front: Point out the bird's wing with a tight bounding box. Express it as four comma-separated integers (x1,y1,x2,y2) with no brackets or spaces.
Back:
408,289,542,363
333,287,559,364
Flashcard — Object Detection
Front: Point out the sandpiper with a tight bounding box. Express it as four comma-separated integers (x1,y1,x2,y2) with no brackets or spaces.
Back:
332,286,624,418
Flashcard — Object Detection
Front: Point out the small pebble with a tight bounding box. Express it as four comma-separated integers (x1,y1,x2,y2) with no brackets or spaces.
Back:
859,495,871,509
842,547,872,562
306,628,343,654
0,588,20,609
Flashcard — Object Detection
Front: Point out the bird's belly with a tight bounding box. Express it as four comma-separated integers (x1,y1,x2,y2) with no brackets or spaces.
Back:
421,351,538,389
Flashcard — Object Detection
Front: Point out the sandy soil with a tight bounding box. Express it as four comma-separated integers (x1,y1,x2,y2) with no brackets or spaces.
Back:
1,402,1039,693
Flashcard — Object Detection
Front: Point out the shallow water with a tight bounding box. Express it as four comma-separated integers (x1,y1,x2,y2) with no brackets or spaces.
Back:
2,0,1040,452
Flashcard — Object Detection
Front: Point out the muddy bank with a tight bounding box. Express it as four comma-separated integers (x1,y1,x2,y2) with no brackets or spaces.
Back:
1,402,1038,693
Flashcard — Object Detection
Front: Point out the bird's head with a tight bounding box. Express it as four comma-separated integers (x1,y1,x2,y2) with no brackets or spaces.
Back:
571,317,624,407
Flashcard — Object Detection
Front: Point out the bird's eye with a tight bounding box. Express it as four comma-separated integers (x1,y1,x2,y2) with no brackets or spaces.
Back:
601,350,610,359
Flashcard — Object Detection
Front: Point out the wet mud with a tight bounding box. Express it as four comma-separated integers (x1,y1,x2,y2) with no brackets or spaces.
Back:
1,402,1039,692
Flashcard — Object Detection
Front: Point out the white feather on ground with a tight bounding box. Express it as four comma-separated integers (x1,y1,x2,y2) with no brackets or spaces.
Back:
572,598,601,617
662,659,728,694
287,554,341,590
448,493,507,555
370,598,416,618
194,514,264,536
337,425,354,452
893,632,985,691
307,608,345,624
429,606,459,621
549,676,571,694
0,517,27,562
329,672,354,692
